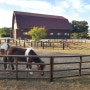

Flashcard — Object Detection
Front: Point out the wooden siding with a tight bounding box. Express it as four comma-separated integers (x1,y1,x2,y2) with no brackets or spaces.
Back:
11,11,73,39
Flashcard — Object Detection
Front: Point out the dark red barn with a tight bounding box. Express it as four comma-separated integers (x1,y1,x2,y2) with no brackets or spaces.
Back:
11,11,72,39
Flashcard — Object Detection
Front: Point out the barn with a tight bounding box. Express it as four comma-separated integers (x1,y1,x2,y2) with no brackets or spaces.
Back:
11,11,72,40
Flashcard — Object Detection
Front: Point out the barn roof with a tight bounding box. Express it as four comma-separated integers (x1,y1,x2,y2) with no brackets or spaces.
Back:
12,11,72,30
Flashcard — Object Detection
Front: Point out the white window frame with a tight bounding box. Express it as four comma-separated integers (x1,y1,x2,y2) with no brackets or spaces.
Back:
23,32,28,35
50,33,53,35
64,33,69,36
57,33,61,35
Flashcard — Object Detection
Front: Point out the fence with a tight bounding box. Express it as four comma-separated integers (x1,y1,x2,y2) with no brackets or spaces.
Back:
0,39,66,49
0,54,90,82
0,39,90,50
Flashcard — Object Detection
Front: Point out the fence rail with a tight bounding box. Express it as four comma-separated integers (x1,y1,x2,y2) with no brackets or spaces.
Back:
0,39,90,49
0,55,90,81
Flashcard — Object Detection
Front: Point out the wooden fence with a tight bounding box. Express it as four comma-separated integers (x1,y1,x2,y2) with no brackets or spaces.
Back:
0,39,67,49
0,54,90,82
0,39,90,50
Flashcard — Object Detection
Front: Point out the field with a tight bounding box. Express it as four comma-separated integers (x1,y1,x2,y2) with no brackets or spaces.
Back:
0,77,90,90
0,42,90,90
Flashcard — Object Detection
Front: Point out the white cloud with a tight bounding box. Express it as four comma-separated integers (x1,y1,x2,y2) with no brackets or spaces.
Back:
21,1,52,10
67,0,83,9
0,8,13,27
0,0,90,28
0,0,52,10
84,4,90,10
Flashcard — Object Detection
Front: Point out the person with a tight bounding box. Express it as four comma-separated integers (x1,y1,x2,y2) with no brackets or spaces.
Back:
0,39,10,53
0,39,10,70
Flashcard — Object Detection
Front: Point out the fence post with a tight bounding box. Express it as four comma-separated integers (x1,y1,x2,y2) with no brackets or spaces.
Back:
37,42,39,47
31,42,32,47
42,42,44,49
50,42,51,47
53,42,54,49
24,41,25,47
5,39,6,42
19,39,20,45
79,56,82,76
16,41,17,46
40,41,42,47
49,56,54,82
62,41,65,50
16,59,18,79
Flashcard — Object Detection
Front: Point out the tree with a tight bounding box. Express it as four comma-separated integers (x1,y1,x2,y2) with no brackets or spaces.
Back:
27,26,47,41
0,27,11,37
71,20,89,38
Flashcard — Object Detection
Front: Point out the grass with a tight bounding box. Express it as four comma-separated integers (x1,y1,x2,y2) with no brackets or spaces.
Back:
35,43,90,55
0,42,90,90
0,76,90,90
36,48,90,55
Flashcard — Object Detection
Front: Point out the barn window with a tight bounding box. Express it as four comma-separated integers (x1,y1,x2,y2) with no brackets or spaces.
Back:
57,33,61,35
23,32,28,35
50,33,53,35
64,33,69,36
21,29,23,31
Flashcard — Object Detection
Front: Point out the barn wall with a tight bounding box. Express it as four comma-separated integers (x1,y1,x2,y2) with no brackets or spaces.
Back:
15,28,71,40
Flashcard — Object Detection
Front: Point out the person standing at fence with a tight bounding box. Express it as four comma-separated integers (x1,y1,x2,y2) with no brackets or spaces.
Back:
0,39,10,54
0,39,10,70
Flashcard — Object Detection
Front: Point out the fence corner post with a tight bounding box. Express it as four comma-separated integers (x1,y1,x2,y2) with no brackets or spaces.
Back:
49,56,54,82
79,56,82,76
16,59,18,80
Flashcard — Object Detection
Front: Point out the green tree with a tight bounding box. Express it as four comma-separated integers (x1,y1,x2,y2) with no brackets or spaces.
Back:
28,26,47,41
71,20,89,38
0,27,11,37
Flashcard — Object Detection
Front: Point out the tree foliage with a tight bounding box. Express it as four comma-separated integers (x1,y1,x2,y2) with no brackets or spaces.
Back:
28,26,47,41
0,27,11,37
71,20,89,38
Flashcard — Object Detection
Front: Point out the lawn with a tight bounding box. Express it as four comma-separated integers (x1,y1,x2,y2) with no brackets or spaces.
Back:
0,76,90,90
0,42,90,90
35,43,90,55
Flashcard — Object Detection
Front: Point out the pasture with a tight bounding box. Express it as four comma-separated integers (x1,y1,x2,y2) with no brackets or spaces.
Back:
0,39,90,90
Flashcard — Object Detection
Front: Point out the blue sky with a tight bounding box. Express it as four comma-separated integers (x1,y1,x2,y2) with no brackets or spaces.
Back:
0,0,90,29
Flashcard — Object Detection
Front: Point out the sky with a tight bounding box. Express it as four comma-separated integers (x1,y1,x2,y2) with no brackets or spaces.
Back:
0,0,90,29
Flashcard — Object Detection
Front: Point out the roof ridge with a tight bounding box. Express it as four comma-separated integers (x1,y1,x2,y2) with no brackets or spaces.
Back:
14,11,66,19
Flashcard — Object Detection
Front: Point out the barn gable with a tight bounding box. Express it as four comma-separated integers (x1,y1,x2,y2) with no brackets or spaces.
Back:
11,11,72,39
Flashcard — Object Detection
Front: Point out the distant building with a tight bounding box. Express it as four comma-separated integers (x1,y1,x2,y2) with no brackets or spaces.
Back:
11,11,72,39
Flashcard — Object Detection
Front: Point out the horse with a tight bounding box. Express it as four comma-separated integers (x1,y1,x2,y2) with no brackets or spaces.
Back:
0,45,45,76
